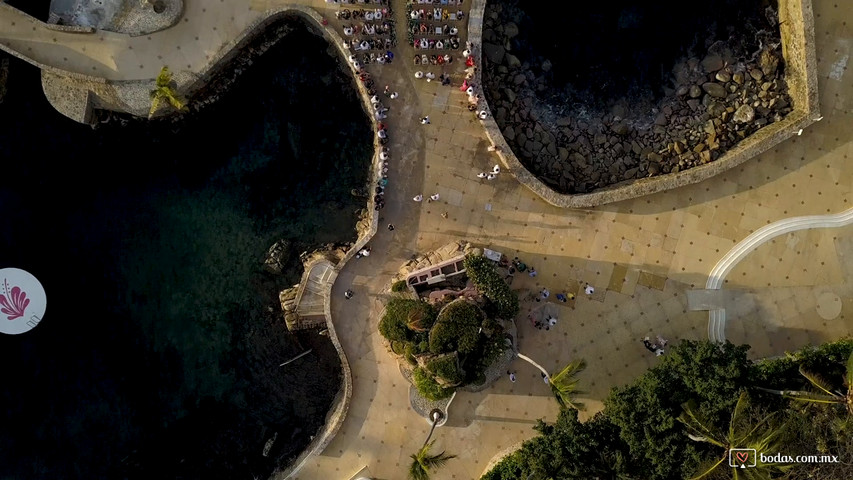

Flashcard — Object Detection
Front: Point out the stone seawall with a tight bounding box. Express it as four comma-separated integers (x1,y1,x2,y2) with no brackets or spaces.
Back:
469,0,819,208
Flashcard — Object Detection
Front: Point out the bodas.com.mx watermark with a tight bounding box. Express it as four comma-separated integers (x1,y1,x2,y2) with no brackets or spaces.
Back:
729,449,840,468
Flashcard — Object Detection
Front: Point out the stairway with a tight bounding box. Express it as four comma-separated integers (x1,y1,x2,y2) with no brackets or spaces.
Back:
297,262,334,317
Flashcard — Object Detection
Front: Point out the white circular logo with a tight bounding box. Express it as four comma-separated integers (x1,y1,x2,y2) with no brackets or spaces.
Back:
0,268,46,335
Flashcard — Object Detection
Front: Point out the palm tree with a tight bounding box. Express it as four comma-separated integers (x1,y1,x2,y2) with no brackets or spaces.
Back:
408,440,456,480
677,391,791,479
149,66,187,118
549,359,587,411
407,309,429,332
408,409,456,480
758,353,853,416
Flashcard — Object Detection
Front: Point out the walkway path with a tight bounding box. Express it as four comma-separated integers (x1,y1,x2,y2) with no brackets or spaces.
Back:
292,0,853,478
704,206,853,343
2,0,851,479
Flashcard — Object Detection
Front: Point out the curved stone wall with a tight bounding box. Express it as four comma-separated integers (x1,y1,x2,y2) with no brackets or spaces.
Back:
469,0,819,208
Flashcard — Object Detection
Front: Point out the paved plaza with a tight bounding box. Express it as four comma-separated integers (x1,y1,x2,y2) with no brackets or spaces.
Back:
1,0,852,479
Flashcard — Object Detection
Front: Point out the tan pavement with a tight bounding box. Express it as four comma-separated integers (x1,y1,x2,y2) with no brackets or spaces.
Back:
3,0,852,479
298,1,853,479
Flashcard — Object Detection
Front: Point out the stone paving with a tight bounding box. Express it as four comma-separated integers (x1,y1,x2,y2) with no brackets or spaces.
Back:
2,0,852,479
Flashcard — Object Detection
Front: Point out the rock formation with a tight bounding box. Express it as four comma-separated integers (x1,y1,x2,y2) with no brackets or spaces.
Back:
482,2,793,194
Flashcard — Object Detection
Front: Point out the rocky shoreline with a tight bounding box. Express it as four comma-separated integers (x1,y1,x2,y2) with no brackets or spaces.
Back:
482,2,793,194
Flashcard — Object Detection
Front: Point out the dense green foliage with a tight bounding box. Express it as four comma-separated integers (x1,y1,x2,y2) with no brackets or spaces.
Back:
482,339,853,480
481,410,631,480
606,340,753,479
412,367,454,401
379,298,437,344
425,354,464,386
463,254,520,319
429,299,485,354
380,258,515,401
392,280,408,292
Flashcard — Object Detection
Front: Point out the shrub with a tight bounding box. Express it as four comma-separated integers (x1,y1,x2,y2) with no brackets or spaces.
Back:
426,353,464,385
378,297,437,343
391,280,408,292
753,338,853,390
413,367,454,401
429,299,484,354
463,254,519,320
390,341,406,355
404,343,418,365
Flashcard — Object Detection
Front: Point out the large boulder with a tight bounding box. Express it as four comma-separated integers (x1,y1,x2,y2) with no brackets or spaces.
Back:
701,54,724,73
503,22,519,38
264,239,291,274
702,82,727,98
505,53,521,69
502,125,515,141
733,104,755,124
482,43,506,64
759,49,779,77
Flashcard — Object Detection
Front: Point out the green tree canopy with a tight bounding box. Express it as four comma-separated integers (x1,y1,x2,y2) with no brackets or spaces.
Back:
482,410,632,480
379,298,437,344
604,340,753,479
429,299,485,355
463,254,519,320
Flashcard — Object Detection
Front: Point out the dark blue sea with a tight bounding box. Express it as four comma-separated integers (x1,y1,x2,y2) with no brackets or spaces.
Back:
501,0,776,108
0,22,370,480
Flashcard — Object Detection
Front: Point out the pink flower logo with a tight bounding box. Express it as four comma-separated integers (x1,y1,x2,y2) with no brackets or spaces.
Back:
0,279,29,321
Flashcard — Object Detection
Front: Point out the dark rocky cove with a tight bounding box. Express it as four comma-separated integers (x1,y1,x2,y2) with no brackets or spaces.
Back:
482,0,791,194
0,18,370,480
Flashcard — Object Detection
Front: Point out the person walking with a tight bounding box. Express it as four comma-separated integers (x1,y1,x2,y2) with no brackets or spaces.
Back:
387,223,395,231
556,293,567,302
507,371,516,383
421,116,430,124
390,91,399,99
344,289,354,299
413,194,423,202
528,267,537,277
536,288,550,302
429,193,440,202
477,172,487,178
642,337,659,353
492,164,501,174
584,283,595,295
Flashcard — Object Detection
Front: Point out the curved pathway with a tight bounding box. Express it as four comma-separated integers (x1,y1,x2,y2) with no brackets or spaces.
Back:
706,207,853,342
2,0,852,479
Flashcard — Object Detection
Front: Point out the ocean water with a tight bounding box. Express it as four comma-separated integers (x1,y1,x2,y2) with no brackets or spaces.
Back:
504,0,777,108
0,21,370,480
